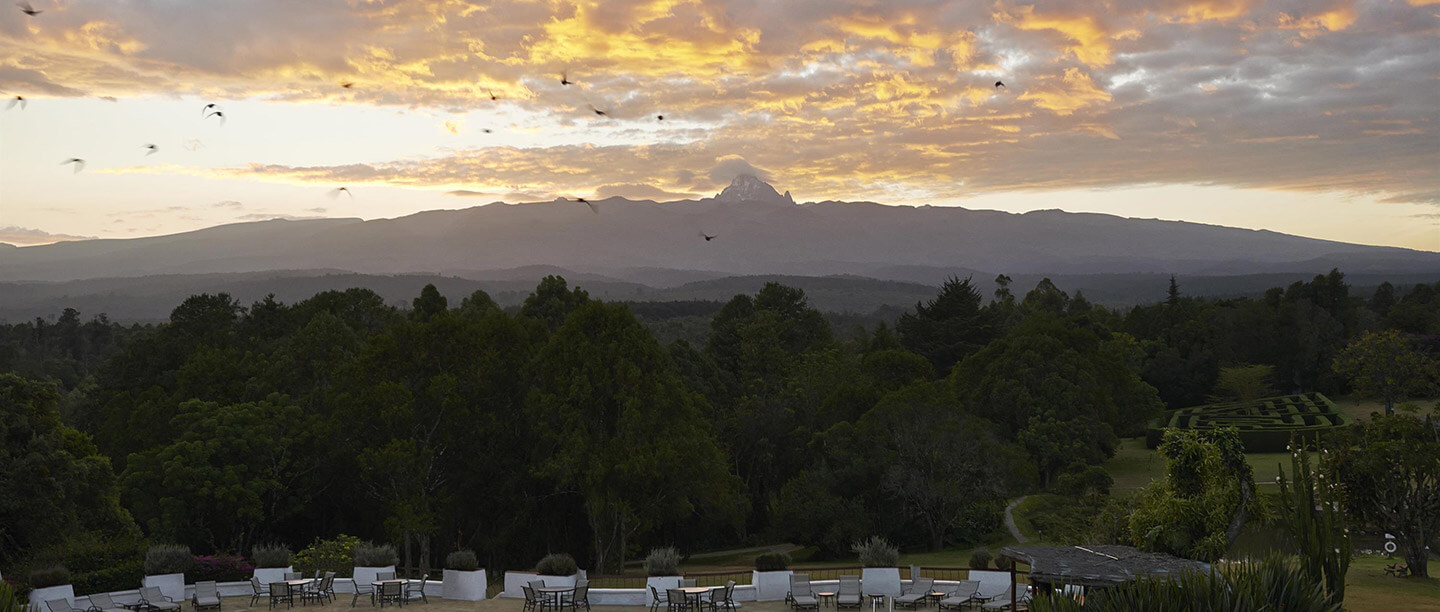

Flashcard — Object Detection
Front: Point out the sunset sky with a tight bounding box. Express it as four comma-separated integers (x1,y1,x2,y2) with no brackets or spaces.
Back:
1,0,1437,250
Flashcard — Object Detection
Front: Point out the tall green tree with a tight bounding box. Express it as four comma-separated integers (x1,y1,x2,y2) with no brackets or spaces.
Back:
528,301,744,572
896,277,997,375
1333,329,1437,415
1327,411,1440,577
1127,428,1262,562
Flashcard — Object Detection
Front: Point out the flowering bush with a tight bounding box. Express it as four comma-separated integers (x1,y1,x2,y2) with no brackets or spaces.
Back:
295,535,364,576
190,556,255,583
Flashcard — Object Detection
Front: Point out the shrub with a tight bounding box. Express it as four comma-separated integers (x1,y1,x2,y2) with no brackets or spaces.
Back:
144,544,193,575
1028,555,1338,612
852,536,899,568
28,566,71,589
41,533,146,595
645,547,681,576
968,549,992,570
754,552,792,572
190,555,255,583
992,557,1013,571
353,543,399,568
535,553,578,576
251,544,293,569
295,535,364,576
1,581,26,612
445,550,479,572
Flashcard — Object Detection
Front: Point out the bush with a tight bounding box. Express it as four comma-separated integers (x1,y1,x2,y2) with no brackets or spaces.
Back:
754,552,792,571
535,553,578,576
144,544,193,575
445,550,479,572
1028,555,1338,612
191,555,255,583
1,581,26,612
29,566,71,589
295,535,364,576
645,547,681,576
251,544,293,569
353,543,399,568
968,549,992,570
39,534,146,595
993,557,1013,571
852,536,899,568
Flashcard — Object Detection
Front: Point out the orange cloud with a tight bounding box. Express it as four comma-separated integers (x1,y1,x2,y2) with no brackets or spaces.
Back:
1018,68,1112,115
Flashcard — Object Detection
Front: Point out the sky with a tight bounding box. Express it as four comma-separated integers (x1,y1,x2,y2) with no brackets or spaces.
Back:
0,0,1437,250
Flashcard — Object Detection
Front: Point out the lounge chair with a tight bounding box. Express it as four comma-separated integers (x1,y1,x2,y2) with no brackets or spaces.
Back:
139,587,180,612
269,583,294,610
47,599,86,612
649,586,668,612
251,578,270,606
833,576,862,610
980,586,1030,610
352,579,375,608
192,581,221,612
971,582,1010,606
87,593,130,612
937,581,979,611
895,578,934,609
788,575,818,611
404,577,428,605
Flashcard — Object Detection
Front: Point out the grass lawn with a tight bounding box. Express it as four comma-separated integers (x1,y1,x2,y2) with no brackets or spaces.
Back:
1344,555,1440,612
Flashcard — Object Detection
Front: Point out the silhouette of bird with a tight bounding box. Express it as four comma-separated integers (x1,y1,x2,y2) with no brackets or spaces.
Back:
182,138,204,152
995,80,1005,89
482,128,493,134
574,197,597,214
205,110,226,125
341,81,354,89
329,187,353,199
657,114,664,121
587,104,607,117
201,103,220,117
61,158,85,173
560,72,573,86
6,96,24,110
143,144,158,155
700,232,716,242
17,1,41,16
488,90,498,101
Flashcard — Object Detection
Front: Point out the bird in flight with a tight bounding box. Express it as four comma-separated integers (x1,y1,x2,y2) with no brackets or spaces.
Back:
657,115,665,121
587,104,607,117
61,158,85,173
995,80,1005,89
329,187,353,199
700,232,716,242
182,138,204,152
205,110,226,125
560,72,573,86
17,1,40,16
5,96,24,110
574,197,598,214
482,128,493,134
341,81,354,89
143,144,158,156
201,103,221,117
488,90,498,101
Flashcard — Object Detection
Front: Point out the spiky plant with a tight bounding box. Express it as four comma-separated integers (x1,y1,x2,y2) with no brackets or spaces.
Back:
1278,440,1351,607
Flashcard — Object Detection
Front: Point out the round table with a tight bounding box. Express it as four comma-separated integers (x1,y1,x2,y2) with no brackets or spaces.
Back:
372,580,410,606
676,586,715,611
536,586,573,609
815,591,837,608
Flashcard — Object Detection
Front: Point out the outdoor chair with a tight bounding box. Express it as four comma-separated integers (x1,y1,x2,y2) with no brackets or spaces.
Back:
836,576,862,610
352,580,376,608
302,574,333,606
564,582,590,612
321,573,338,603
270,583,295,609
377,572,396,582
971,582,1010,606
936,581,978,611
87,592,130,612
785,574,809,605
251,578,270,606
530,581,554,612
47,599,86,612
680,579,697,588
895,578,934,609
192,581,222,612
788,575,818,611
404,577,428,605
980,586,1031,610
709,581,736,612
522,585,540,612
284,573,302,581
649,586,669,612
140,587,180,612
666,589,688,612
376,582,404,608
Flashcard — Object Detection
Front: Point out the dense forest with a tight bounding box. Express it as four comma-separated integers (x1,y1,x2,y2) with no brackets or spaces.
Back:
2,270,1437,589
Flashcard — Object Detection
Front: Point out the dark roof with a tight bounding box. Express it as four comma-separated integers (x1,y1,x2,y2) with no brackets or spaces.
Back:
1000,545,1211,588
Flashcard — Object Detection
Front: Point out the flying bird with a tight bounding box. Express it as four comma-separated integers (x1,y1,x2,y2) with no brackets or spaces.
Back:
143,144,158,155
657,115,664,121
560,72,573,86
995,80,1005,89
201,103,220,117
482,128,493,134
60,158,85,173
5,96,24,110
205,110,226,125
574,197,597,214
17,1,40,16
587,104,607,117
700,232,716,242
488,90,498,101
341,81,354,89
329,187,353,199
182,138,204,151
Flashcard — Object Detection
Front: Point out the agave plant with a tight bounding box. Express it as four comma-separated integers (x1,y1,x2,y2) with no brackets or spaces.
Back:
1028,555,1341,612
1278,442,1351,606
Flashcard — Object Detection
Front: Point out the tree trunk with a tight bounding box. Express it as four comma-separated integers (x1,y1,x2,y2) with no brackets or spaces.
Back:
404,530,413,578
1406,540,1429,578
1224,477,1255,548
419,533,431,578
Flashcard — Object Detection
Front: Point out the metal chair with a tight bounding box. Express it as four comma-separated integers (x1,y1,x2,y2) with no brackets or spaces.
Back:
376,582,403,608
191,581,222,611
351,579,375,608
251,577,270,606
649,586,669,612
269,583,294,609
404,578,428,605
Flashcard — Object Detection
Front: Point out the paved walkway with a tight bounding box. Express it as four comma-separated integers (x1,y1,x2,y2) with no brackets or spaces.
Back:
1004,496,1029,543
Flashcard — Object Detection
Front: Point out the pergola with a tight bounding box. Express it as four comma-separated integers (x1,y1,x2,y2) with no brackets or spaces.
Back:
1000,545,1212,590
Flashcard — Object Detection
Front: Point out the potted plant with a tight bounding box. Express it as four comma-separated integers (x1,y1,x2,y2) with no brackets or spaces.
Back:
750,552,793,601
26,566,74,609
351,543,398,590
644,547,683,595
442,550,486,601
251,544,294,585
535,553,581,588
854,537,901,598
143,544,192,602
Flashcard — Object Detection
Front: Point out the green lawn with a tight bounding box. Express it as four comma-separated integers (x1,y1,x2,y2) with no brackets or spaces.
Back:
1345,555,1440,612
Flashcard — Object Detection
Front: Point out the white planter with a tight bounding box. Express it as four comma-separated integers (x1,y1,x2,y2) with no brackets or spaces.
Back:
750,570,793,601
253,567,294,586
502,571,539,598
29,585,75,609
144,573,186,603
966,570,1011,597
442,569,487,601
861,568,902,597
352,566,397,590
645,576,682,601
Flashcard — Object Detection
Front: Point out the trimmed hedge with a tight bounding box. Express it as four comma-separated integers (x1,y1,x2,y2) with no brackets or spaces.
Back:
754,552,791,571
535,553,578,576
1145,393,1349,453
445,550,479,572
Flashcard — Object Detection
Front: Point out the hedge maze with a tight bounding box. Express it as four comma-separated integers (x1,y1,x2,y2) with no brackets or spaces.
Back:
1145,393,1350,452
